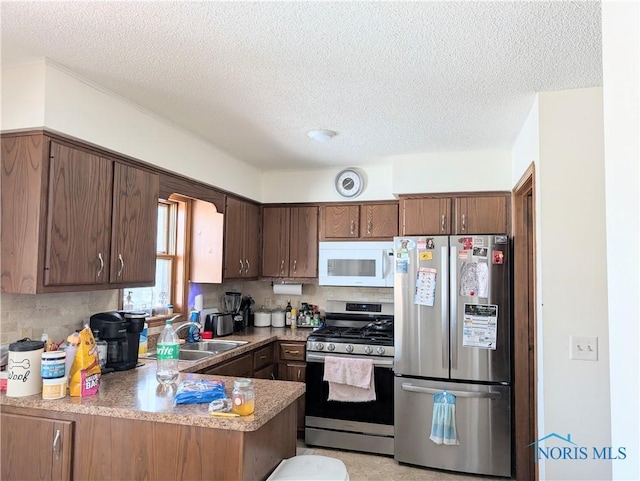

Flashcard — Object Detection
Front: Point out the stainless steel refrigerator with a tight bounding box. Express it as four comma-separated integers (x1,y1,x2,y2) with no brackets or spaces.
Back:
393,235,512,477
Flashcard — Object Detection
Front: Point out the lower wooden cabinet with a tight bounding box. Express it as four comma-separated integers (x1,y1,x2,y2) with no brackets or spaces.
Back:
276,341,307,433
197,343,275,379
1,412,73,481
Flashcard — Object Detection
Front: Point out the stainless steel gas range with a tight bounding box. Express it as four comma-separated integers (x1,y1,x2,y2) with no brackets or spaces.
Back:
305,300,394,456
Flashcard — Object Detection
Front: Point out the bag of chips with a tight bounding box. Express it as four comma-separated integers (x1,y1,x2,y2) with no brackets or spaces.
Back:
68,325,101,397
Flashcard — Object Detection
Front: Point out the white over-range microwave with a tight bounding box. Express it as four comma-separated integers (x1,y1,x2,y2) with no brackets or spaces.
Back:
318,241,395,287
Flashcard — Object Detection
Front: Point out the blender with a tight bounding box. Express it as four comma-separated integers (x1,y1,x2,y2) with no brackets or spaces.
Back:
223,292,244,332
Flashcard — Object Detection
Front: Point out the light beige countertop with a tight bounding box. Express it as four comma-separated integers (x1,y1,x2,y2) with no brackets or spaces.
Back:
0,327,311,432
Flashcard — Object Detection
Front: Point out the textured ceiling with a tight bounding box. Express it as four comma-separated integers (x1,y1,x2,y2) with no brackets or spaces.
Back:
1,1,602,172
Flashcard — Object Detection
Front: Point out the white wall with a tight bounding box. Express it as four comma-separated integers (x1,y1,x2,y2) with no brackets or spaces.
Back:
391,149,512,194
262,163,395,203
0,62,46,129
538,87,611,480
602,2,640,479
1,62,264,201
511,96,539,186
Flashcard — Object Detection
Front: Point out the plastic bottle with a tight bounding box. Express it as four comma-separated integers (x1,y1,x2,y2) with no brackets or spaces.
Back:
156,319,179,385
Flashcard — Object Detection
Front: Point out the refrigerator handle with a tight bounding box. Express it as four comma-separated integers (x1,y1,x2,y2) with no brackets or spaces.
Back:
401,383,501,399
441,244,449,370
450,244,458,370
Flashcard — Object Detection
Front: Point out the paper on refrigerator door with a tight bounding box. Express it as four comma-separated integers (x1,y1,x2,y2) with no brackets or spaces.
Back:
459,262,488,297
414,267,437,306
462,303,498,349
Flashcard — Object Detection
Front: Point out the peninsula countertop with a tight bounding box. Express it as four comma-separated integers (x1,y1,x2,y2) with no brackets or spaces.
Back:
0,327,311,432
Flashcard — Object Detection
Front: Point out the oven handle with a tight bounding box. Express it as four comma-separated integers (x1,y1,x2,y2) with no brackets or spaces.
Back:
401,383,501,399
306,353,394,368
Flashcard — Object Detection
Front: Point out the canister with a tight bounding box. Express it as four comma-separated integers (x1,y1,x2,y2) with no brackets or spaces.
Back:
271,307,286,328
7,339,45,397
253,307,272,327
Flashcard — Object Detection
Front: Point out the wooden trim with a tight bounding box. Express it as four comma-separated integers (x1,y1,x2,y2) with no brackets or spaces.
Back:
512,162,537,481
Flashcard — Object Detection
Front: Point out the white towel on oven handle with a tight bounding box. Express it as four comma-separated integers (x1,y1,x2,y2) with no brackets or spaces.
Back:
323,356,376,402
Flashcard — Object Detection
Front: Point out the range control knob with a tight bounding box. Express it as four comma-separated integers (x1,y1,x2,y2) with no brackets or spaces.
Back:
327,343,335,352
376,346,386,355
345,344,354,353
364,346,373,355
315,342,324,351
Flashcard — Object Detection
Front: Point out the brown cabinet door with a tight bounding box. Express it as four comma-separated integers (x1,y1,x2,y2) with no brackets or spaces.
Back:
45,142,112,286
253,364,275,380
243,201,261,277
401,197,452,235
1,412,73,481
289,206,318,277
361,203,398,238
285,363,306,383
278,342,306,362
321,204,360,239
253,343,275,371
262,207,291,277
455,195,508,234
201,352,253,377
110,163,159,284
224,197,246,278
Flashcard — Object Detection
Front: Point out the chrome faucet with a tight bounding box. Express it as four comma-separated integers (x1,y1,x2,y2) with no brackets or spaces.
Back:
173,318,202,342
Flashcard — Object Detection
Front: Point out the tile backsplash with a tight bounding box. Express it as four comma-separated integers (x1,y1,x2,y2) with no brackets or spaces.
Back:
1,281,393,344
1,290,119,344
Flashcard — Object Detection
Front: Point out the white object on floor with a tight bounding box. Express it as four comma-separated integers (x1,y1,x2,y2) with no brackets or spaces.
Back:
266,455,349,481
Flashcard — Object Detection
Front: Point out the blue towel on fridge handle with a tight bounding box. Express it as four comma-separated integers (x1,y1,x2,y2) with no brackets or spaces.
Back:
429,391,460,445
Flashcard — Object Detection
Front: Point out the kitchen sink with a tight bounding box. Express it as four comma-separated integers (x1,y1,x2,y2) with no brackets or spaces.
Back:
143,340,249,362
179,340,249,355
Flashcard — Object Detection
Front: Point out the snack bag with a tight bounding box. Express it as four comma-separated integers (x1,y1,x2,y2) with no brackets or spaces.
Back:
69,325,101,397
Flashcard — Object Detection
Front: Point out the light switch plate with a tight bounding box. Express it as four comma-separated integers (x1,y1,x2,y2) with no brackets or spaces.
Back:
570,336,598,361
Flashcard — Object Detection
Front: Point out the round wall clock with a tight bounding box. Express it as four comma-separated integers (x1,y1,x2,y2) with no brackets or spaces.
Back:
335,168,365,198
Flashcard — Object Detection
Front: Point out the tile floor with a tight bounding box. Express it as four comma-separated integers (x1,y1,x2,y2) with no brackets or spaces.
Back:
296,440,506,480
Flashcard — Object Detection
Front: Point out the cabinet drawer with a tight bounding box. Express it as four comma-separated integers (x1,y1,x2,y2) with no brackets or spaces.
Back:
279,342,305,362
253,343,274,371
201,353,252,377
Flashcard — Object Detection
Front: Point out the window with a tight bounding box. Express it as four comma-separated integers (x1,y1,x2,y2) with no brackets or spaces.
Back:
123,197,189,325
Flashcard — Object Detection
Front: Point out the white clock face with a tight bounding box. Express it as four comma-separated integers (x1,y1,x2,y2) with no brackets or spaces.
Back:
335,169,364,198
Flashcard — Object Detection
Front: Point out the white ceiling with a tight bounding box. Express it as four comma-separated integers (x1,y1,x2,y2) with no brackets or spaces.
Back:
1,1,602,172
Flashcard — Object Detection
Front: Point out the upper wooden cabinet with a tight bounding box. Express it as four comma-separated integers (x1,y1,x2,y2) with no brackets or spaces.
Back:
320,202,398,240
1,134,158,294
262,206,318,278
454,196,508,235
190,199,224,284
400,194,509,235
223,197,260,279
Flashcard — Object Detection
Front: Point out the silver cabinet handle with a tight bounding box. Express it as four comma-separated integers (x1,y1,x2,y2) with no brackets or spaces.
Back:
401,383,501,399
97,253,104,277
280,259,285,274
350,220,355,235
441,214,446,232
461,214,467,231
285,350,299,355
292,259,297,273
297,369,301,380
245,259,250,274
53,429,61,460
117,254,124,277
239,259,244,275
367,220,373,235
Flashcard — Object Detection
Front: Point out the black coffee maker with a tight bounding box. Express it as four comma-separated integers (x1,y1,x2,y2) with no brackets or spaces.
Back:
89,311,146,371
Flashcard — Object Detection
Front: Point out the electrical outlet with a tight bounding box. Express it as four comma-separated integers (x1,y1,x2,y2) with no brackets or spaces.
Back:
570,336,598,361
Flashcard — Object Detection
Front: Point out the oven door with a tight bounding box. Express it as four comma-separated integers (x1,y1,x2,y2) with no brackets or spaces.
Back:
305,353,394,426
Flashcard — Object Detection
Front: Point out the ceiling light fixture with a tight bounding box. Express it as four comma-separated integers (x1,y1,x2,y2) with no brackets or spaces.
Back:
307,129,337,142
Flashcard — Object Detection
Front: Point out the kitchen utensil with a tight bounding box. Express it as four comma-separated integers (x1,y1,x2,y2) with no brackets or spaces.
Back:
223,292,242,314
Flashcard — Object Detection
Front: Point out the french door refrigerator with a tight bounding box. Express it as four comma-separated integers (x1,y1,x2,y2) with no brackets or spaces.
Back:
393,235,512,477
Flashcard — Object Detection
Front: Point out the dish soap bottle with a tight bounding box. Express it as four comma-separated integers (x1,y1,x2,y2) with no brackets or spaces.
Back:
156,319,179,385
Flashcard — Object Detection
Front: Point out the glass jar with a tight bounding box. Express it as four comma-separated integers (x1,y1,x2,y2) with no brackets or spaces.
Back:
232,378,255,416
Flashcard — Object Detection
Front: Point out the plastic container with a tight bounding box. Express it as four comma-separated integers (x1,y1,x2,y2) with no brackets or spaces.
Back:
42,377,67,400
254,307,272,327
138,322,149,356
156,319,179,385
41,350,66,379
232,378,255,416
